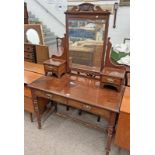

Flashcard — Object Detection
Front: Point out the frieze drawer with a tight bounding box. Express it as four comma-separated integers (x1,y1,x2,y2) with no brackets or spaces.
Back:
68,99,110,120
34,90,67,104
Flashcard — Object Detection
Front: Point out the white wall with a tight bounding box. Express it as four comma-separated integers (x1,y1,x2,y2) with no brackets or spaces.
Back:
25,0,130,46
109,6,130,45
25,0,65,37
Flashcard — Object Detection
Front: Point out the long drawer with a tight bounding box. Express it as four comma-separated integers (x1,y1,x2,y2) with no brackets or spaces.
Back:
68,99,110,120
33,90,110,119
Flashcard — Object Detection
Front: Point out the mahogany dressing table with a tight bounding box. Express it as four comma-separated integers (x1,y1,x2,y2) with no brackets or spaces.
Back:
28,74,125,155
26,3,128,155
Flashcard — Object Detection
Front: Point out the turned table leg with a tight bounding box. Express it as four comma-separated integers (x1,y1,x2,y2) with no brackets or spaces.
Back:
105,112,117,155
32,93,42,129
30,113,33,122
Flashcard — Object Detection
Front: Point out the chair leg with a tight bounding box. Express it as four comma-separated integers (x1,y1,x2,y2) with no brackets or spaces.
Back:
55,102,58,112
30,113,33,122
97,116,101,122
66,106,70,111
78,110,82,115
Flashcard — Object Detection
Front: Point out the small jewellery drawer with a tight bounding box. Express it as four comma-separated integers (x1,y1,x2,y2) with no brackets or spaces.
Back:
24,44,35,52
44,64,57,72
24,52,34,59
34,90,67,104
101,76,121,85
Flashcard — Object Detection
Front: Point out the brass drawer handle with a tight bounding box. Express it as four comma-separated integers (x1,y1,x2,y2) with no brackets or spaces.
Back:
107,78,114,83
46,93,53,99
82,105,92,111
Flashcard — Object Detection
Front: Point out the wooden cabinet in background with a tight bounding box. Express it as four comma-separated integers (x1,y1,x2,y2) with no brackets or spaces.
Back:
24,68,48,121
24,43,49,64
115,87,130,151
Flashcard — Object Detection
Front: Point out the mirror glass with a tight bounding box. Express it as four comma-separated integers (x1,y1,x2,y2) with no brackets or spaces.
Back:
68,19,105,72
26,28,40,45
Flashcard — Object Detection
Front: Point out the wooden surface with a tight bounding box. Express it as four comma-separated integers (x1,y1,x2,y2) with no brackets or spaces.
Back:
29,71,124,155
102,67,125,79
28,74,124,113
24,43,37,63
24,69,47,120
44,58,66,67
24,61,45,75
115,87,130,150
35,44,49,64
24,70,43,85
71,63,100,75
120,87,130,113
43,58,67,77
24,43,49,64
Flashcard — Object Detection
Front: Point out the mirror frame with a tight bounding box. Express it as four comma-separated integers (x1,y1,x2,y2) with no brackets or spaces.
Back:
65,3,110,75
24,24,44,45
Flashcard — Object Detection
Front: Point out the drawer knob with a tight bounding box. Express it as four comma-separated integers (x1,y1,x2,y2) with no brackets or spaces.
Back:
82,105,92,111
46,93,53,99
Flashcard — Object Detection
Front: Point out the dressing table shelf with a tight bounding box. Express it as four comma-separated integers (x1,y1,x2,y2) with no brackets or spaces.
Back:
43,58,66,78
100,67,126,91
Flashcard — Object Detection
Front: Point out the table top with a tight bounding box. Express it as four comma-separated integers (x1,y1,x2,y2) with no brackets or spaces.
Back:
24,61,45,75
28,74,125,113
120,87,130,113
24,70,43,85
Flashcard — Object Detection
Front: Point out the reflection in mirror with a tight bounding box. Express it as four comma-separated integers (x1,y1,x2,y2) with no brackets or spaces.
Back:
68,19,105,72
26,28,40,45
56,37,64,56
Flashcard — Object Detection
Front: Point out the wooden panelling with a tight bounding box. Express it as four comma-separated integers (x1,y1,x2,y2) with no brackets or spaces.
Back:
24,86,31,97
115,87,130,150
36,45,49,64
24,61,45,75
24,96,34,113
115,112,130,150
